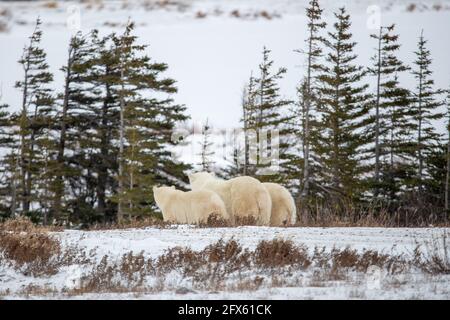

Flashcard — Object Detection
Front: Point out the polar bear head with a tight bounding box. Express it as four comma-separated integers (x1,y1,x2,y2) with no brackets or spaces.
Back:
153,185,175,205
188,172,215,189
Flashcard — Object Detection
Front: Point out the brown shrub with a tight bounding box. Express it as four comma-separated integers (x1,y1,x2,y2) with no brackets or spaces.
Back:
156,246,205,278
295,199,449,228
230,276,264,292
42,1,58,9
331,247,359,269
234,215,258,226
88,216,170,231
198,213,232,228
0,217,37,232
413,233,450,275
407,4,417,12
0,230,61,276
0,217,62,232
230,9,240,18
196,11,207,19
205,239,252,279
254,239,311,270
79,255,116,291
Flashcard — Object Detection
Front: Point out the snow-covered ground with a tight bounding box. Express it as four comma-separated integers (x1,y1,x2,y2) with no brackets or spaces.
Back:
59,225,445,257
1,225,449,299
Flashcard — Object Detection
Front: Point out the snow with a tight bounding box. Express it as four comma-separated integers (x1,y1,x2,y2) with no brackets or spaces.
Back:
1,1,450,299
58,225,447,257
1,225,449,299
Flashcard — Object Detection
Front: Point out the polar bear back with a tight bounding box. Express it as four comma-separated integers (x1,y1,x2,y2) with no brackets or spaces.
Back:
190,174,271,225
263,182,297,226
187,190,230,223
228,176,271,225
154,187,229,224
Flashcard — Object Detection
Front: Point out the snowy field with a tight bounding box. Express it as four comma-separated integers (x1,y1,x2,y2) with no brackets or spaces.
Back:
1,0,450,300
1,225,449,299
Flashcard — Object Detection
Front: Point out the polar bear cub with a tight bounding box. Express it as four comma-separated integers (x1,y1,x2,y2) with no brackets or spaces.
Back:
153,186,229,224
262,183,297,226
188,172,272,226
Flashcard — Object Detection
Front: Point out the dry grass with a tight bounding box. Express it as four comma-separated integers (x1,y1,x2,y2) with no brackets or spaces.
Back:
407,3,417,12
0,216,63,232
254,239,311,270
0,228,61,276
1,216,448,297
0,217,92,277
295,201,449,228
61,238,421,296
413,233,450,275
42,1,58,9
198,213,232,228
18,284,58,298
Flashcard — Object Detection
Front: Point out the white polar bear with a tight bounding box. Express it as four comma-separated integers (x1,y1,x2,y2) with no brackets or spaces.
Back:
262,183,297,226
153,186,229,224
188,172,272,226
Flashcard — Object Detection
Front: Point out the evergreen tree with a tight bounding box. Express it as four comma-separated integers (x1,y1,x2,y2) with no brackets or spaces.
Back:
369,24,413,202
15,18,55,219
225,128,244,178
313,7,372,202
445,90,450,214
0,100,14,219
295,0,326,199
244,47,294,185
53,31,98,222
411,30,445,192
197,119,214,172
112,22,191,220
225,84,254,179
240,75,258,176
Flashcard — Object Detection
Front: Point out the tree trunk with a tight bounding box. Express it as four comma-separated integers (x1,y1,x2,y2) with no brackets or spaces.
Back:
118,60,125,223
97,80,111,220
445,116,450,220
10,153,18,217
301,27,314,201
242,90,248,176
19,66,29,214
417,31,424,193
54,45,73,221
374,27,382,197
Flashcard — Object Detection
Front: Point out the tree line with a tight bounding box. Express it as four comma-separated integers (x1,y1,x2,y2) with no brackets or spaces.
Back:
0,0,449,226
0,19,190,225
219,1,449,224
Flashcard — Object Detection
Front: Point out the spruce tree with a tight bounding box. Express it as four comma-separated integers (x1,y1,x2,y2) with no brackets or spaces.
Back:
198,119,214,172
445,90,450,214
112,22,191,219
244,47,294,185
411,30,445,192
370,24,413,202
240,75,258,176
0,101,14,219
295,0,326,199
15,18,55,218
53,31,98,222
69,29,125,222
313,7,372,202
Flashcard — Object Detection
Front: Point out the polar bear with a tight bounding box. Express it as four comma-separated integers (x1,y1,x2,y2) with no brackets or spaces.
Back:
262,183,297,226
153,186,229,224
188,172,271,226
